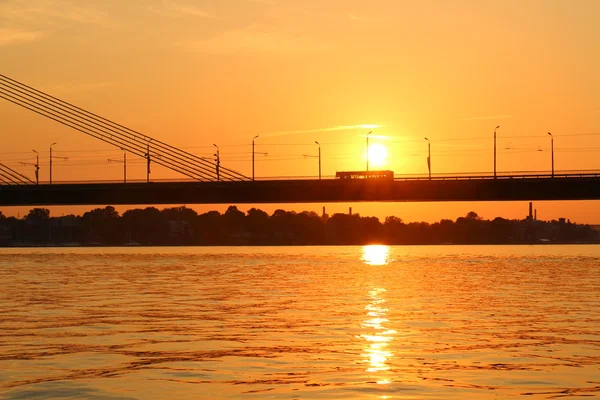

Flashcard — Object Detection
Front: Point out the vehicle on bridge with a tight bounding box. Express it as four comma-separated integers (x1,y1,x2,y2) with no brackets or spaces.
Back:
335,170,394,180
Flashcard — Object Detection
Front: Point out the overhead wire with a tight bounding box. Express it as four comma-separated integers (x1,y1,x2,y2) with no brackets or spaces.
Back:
2,73,599,180
0,74,250,182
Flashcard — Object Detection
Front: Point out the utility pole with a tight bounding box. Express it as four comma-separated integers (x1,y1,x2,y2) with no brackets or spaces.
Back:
34,150,39,184
494,126,500,179
145,143,151,183
424,137,431,180
366,131,372,173
302,148,320,179
50,142,56,184
20,150,40,184
252,135,259,181
548,132,554,178
213,144,220,181
315,141,321,180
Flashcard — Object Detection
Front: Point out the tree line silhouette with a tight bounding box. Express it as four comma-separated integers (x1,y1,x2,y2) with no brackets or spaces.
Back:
0,206,596,246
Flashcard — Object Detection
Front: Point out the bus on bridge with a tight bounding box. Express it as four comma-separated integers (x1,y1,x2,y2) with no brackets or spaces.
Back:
335,170,394,180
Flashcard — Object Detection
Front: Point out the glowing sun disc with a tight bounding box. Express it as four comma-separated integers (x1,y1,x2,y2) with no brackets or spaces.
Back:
368,143,388,168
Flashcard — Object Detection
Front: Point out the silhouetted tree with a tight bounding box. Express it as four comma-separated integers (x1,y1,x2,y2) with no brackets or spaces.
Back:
82,206,120,244
122,207,166,245
2,205,597,246
383,216,404,243
466,211,481,220
162,206,198,222
223,206,246,242
270,210,298,244
326,213,364,244
246,208,269,243
360,216,382,243
26,208,50,222
196,211,222,244
294,211,325,244
406,222,431,244
161,206,197,244
25,208,50,243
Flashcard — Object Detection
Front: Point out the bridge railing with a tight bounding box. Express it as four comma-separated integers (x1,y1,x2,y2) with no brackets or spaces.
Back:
393,169,600,181
8,169,600,185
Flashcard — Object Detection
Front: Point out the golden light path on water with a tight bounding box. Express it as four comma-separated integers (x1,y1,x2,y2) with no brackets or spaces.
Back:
360,245,397,385
361,245,391,266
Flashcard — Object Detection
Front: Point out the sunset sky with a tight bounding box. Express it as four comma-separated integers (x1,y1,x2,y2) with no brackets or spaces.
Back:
1,0,599,223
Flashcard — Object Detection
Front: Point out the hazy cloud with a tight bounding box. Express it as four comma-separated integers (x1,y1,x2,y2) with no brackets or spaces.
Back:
182,27,331,54
0,0,106,26
246,0,277,5
460,114,513,121
148,0,213,19
348,13,366,22
262,124,382,138
0,0,107,46
0,27,43,46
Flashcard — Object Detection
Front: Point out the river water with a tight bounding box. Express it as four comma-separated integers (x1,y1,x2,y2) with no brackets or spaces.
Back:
0,245,599,399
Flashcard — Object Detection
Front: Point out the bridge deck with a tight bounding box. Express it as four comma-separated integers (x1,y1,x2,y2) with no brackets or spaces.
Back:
1,176,599,206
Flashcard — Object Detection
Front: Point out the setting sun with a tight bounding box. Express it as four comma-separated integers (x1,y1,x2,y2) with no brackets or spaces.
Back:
1,2,600,399
368,144,388,168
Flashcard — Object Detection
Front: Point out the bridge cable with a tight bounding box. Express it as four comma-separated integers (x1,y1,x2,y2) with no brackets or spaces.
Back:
0,74,249,181
0,74,250,182
0,76,241,181
0,85,218,181
0,163,35,185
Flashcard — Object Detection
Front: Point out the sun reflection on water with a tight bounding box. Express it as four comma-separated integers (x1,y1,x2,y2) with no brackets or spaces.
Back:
359,246,396,384
361,245,391,266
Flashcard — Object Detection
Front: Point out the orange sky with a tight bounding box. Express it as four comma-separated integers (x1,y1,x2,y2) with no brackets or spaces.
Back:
1,0,599,223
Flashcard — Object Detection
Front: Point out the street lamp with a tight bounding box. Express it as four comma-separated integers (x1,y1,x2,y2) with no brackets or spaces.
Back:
252,135,259,181
548,132,554,178
49,142,56,184
145,142,151,183
213,143,220,181
32,150,39,184
315,141,321,180
424,137,431,180
366,131,372,173
494,126,500,179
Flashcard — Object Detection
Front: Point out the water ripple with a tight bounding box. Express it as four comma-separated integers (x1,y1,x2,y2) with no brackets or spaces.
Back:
1,245,599,399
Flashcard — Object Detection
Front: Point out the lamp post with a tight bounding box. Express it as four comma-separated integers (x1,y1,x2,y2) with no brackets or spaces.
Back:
49,142,56,184
424,137,431,180
32,150,39,184
315,141,321,180
252,135,259,181
366,131,372,173
145,142,151,183
494,126,500,179
548,132,554,178
213,144,220,181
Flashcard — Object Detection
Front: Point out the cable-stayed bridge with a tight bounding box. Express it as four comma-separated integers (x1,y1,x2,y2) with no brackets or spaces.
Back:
1,74,600,206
